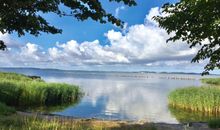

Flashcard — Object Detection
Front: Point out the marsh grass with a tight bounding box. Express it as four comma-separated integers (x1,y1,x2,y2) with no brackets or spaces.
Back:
169,86,220,113
208,118,220,128
0,102,15,115
169,78,220,113
169,106,220,123
201,78,220,86
0,72,82,107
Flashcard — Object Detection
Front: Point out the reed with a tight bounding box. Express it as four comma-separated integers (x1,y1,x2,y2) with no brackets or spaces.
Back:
169,78,220,113
169,86,220,113
208,119,220,128
0,102,15,115
0,72,82,107
169,106,220,123
201,78,220,86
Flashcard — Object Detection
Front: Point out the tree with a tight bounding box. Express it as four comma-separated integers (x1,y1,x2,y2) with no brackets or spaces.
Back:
154,0,220,75
0,0,136,50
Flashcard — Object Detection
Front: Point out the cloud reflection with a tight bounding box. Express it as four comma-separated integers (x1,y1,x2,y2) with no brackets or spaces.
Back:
45,74,201,123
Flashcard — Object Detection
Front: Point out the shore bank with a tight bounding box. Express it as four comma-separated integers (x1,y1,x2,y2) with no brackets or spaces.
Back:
13,111,213,130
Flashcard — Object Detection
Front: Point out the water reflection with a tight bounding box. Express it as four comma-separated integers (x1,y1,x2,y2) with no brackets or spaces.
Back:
45,73,201,124
25,97,81,114
169,107,220,123
1,68,214,124
23,93,83,113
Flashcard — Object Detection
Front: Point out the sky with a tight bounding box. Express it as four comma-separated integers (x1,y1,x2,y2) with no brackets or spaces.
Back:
0,0,219,74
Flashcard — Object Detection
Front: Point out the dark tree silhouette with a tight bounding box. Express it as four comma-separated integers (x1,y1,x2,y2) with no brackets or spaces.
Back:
154,0,220,74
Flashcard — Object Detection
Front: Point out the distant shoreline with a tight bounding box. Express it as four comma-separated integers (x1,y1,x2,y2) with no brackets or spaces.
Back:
0,67,219,76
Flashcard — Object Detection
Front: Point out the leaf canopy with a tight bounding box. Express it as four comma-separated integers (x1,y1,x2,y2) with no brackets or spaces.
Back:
154,0,220,74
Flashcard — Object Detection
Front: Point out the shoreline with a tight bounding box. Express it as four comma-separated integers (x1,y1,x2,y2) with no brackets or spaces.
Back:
17,111,212,130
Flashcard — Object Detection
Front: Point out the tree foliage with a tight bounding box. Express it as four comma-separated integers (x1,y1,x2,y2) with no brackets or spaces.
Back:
0,40,6,50
0,0,136,50
154,0,220,74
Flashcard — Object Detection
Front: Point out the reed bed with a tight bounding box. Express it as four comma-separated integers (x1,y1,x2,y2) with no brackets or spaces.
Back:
208,118,220,128
201,78,220,86
169,86,220,113
169,106,220,123
0,72,82,107
0,102,15,115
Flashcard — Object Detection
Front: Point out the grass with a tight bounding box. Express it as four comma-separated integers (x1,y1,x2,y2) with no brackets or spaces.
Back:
0,114,156,130
169,106,220,123
208,119,220,129
0,72,82,107
201,78,220,86
0,72,157,130
0,102,15,115
169,86,220,113
168,78,220,114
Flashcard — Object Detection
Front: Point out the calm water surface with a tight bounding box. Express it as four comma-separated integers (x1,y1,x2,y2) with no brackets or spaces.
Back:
0,68,218,124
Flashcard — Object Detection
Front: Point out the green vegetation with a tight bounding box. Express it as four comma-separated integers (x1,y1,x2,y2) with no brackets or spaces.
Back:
201,78,220,86
0,72,82,107
169,107,220,123
169,86,220,113
168,78,220,114
154,0,220,74
0,114,155,130
0,102,15,115
0,72,157,130
208,119,220,129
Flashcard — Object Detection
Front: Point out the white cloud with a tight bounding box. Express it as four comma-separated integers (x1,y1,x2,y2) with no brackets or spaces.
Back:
0,7,205,72
104,19,197,63
0,33,23,49
145,7,161,25
115,6,125,18
104,30,123,42
20,43,41,60
49,40,129,64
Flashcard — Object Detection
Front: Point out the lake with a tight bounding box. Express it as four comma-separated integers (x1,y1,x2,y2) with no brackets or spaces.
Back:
0,68,219,124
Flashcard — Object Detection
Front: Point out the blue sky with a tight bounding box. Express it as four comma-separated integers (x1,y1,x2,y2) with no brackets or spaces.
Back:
0,0,219,74
12,0,177,49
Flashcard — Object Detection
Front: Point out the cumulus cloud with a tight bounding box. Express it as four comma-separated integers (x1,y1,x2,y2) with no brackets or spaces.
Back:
47,7,198,67
20,43,41,60
0,7,203,71
49,40,129,65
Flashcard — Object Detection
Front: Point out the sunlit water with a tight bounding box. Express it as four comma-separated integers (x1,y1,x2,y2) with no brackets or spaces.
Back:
0,68,219,124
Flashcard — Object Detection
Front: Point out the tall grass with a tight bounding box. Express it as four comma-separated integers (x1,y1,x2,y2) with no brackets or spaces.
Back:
208,119,220,128
0,102,15,115
0,72,82,107
169,86,220,113
168,78,220,113
169,106,220,123
201,78,220,86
